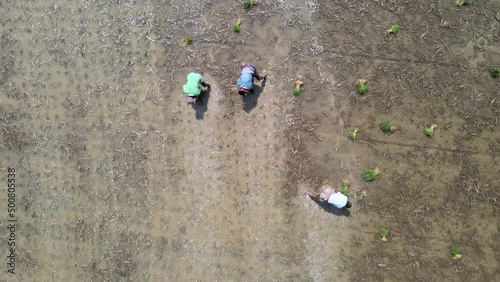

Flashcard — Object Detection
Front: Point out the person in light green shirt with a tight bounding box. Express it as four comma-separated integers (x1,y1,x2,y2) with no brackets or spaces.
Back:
183,72,210,104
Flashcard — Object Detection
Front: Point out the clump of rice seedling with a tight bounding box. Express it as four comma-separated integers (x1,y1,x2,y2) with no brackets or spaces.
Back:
424,124,438,137
456,0,471,6
233,18,242,33
363,167,381,181
348,128,359,141
490,67,500,78
243,0,258,10
379,121,396,133
386,24,399,34
341,179,350,196
356,191,366,201
358,84,368,94
182,37,193,47
292,80,303,96
356,79,368,94
450,247,462,259
379,227,389,241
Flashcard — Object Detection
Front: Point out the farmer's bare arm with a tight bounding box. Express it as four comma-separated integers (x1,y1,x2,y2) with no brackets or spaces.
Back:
255,73,266,81
307,192,320,200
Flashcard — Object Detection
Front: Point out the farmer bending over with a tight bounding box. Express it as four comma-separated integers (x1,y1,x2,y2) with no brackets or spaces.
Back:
183,72,210,104
308,185,352,209
237,63,266,96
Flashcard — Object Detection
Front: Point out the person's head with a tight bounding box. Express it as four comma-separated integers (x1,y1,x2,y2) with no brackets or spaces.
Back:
319,192,328,202
238,87,249,96
345,201,352,209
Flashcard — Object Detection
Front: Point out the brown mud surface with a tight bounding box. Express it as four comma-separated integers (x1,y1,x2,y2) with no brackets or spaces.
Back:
0,0,499,281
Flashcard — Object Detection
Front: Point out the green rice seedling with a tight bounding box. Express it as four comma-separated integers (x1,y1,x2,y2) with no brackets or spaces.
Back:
243,2,253,9
379,227,388,241
450,247,462,259
456,0,471,6
363,167,381,181
243,0,258,10
182,37,193,47
424,124,438,137
356,79,368,94
386,24,399,34
292,86,301,96
356,191,366,201
490,67,500,78
341,179,350,196
292,80,303,96
379,121,396,133
348,128,359,141
341,186,349,196
233,18,242,33
358,84,368,94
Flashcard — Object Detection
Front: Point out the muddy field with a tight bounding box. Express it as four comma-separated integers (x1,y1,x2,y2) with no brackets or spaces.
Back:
1,0,499,281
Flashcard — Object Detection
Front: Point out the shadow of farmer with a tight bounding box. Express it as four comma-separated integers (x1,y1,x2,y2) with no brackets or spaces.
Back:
192,86,211,120
309,196,351,217
242,76,266,113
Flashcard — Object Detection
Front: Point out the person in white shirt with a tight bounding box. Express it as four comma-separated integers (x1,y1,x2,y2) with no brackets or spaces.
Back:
308,185,352,209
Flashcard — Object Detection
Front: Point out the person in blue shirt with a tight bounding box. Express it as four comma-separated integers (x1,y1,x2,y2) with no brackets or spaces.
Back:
237,63,266,96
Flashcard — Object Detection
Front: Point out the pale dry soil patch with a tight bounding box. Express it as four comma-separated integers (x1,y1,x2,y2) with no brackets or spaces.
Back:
0,1,354,281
